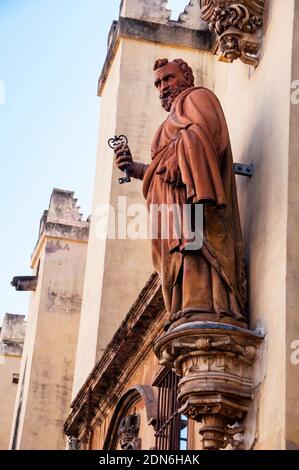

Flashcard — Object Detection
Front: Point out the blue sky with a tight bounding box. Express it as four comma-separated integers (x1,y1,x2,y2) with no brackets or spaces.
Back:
0,0,189,322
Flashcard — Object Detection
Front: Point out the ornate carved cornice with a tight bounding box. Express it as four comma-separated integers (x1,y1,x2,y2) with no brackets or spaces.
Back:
64,272,164,439
200,0,265,66
154,322,265,450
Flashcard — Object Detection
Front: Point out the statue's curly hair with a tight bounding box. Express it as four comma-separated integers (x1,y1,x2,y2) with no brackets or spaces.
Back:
153,58,195,87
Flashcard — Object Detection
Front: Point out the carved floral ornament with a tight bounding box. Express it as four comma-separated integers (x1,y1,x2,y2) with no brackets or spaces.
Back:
200,0,265,66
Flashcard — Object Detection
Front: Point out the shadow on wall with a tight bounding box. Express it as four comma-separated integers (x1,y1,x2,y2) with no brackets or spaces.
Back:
236,89,282,329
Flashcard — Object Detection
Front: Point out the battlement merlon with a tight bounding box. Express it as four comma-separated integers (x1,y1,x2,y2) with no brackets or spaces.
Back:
31,189,90,268
0,314,26,357
98,0,213,96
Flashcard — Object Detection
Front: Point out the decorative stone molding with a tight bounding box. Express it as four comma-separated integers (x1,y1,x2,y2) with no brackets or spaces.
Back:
98,2,214,96
200,0,265,66
118,414,141,450
0,314,26,361
154,322,264,450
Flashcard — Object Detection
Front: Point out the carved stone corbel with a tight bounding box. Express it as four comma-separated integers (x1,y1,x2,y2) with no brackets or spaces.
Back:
200,0,265,66
154,322,264,450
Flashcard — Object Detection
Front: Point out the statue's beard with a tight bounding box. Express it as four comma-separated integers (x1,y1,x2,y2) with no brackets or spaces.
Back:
160,82,190,112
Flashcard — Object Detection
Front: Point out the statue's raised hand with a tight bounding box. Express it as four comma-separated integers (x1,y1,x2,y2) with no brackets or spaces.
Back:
114,143,134,176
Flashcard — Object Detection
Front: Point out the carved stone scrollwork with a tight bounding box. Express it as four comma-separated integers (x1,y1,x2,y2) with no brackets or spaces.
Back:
117,414,141,450
200,0,265,66
154,322,264,450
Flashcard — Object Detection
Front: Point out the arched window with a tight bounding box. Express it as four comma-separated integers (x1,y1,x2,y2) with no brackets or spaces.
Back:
103,386,158,450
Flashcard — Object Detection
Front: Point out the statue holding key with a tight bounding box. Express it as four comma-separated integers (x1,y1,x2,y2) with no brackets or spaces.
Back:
111,58,248,331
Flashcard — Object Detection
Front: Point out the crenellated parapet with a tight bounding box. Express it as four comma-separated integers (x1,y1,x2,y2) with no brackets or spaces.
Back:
178,0,209,31
120,0,171,24
36,189,90,247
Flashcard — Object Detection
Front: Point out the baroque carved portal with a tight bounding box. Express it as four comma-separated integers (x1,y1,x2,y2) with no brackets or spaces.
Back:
154,322,264,450
200,0,265,66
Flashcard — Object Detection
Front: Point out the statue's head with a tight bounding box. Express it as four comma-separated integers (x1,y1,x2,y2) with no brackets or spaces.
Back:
153,58,195,112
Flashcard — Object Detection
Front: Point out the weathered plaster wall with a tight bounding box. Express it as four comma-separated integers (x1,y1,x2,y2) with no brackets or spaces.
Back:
0,314,26,449
72,44,123,398
9,191,89,450
210,0,294,449
286,0,299,450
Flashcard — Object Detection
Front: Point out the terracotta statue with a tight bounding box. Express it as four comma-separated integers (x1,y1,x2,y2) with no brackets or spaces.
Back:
114,58,247,330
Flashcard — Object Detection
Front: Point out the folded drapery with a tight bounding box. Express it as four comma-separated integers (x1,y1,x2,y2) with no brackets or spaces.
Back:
143,87,247,324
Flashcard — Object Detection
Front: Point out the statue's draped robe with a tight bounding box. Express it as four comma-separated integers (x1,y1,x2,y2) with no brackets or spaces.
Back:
143,87,247,324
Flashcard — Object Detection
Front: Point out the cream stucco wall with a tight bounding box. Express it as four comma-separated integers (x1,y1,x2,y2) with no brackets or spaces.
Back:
286,0,299,450
9,236,88,450
0,314,26,450
210,0,294,449
0,355,23,449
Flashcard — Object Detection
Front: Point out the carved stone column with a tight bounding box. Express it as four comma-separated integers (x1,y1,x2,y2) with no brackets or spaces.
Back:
200,0,265,66
154,322,264,450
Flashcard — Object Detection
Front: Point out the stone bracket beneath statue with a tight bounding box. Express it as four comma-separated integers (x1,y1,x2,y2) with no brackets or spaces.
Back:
154,322,265,450
200,0,265,67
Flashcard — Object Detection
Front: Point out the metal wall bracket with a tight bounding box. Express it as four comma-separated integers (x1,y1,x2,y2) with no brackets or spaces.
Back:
234,163,254,177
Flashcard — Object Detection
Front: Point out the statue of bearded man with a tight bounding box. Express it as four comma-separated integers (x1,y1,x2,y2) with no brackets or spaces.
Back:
114,58,247,330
